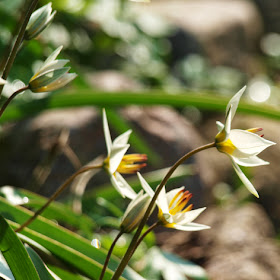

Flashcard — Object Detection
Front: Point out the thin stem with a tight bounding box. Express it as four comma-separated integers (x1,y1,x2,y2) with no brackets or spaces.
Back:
0,86,29,118
111,142,216,279
15,164,103,232
132,222,159,256
99,231,124,280
0,0,39,96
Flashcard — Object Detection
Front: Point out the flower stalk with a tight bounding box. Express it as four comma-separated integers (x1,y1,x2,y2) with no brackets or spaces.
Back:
0,0,40,96
111,142,215,279
15,164,103,232
0,86,29,118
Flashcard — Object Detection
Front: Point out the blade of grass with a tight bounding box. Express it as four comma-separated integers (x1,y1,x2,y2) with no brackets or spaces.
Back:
1,90,280,123
0,215,40,280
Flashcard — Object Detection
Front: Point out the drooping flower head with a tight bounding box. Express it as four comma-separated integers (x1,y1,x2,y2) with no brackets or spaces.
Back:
102,109,147,199
29,46,77,93
215,86,276,198
138,173,209,231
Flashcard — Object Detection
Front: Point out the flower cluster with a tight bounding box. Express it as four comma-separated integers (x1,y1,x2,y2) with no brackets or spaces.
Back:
102,86,275,234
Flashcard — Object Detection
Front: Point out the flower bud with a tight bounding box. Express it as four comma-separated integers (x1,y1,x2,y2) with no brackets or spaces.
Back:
29,46,77,93
25,3,56,40
120,190,151,233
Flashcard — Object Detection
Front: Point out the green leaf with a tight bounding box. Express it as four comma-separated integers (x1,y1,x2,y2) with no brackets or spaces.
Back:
0,186,96,237
0,215,40,280
1,90,280,123
25,245,58,280
47,265,89,280
0,197,145,280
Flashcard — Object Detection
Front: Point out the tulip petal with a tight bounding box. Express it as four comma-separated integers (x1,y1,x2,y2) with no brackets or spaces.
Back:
224,105,232,137
216,121,224,133
232,155,269,167
172,222,210,231
0,78,6,85
110,172,136,199
157,187,170,216
173,207,206,225
230,129,275,156
102,109,112,154
113,129,132,146
226,86,246,121
137,172,155,198
109,144,130,173
230,158,259,198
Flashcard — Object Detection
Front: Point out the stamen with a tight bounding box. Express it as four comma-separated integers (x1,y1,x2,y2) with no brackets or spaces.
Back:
247,127,263,133
182,204,193,213
116,154,147,174
168,189,184,209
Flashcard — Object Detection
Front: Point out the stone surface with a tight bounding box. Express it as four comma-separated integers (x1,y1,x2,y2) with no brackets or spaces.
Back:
138,0,263,69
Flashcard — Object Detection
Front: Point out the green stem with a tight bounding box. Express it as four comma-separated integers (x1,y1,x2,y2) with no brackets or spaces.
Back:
132,222,159,256
15,164,103,232
0,0,39,96
111,142,216,279
0,86,29,118
99,231,124,280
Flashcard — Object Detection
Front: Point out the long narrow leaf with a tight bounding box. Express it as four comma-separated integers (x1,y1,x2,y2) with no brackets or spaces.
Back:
0,215,40,280
0,197,145,280
1,90,280,123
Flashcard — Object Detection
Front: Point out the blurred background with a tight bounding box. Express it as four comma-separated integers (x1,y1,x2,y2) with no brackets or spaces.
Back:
0,0,280,279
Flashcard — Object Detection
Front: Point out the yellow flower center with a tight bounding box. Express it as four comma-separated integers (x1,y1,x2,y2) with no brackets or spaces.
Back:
216,138,236,155
158,189,193,225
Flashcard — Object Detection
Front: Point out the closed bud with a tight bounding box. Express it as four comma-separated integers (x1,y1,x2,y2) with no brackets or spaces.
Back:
120,190,151,233
25,3,56,40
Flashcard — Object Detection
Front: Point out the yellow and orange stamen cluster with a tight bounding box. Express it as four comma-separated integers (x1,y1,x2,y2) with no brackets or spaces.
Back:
159,189,193,225
247,127,264,137
116,154,147,174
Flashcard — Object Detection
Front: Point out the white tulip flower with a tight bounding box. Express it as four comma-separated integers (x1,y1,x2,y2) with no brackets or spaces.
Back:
215,86,276,198
138,173,209,231
103,109,147,199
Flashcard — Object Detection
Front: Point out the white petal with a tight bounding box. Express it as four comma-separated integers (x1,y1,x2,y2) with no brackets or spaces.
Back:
110,172,136,199
102,109,112,155
0,77,6,85
109,144,130,173
157,186,170,216
38,59,69,74
41,46,63,70
166,187,185,206
113,130,132,146
173,207,206,225
216,121,224,133
230,130,275,156
224,105,232,137
232,155,269,167
172,222,210,231
137,172,155,198
230,158,259,198
226,86,246,121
